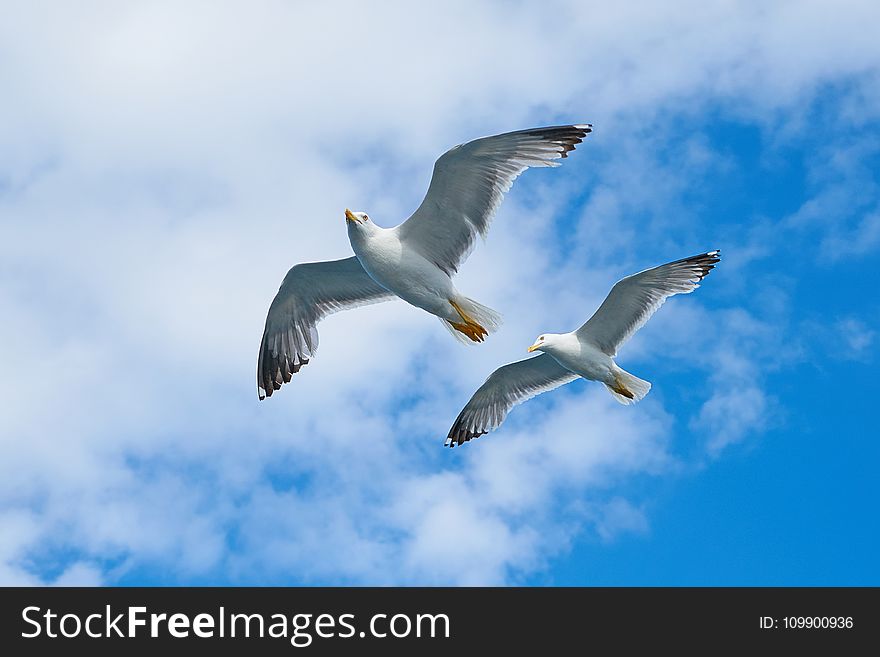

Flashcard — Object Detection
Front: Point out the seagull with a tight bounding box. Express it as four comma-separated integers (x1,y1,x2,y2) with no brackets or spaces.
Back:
257,124,592,399
445,251,721,446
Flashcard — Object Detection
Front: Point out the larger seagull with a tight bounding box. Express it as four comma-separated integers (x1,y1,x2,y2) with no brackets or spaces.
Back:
257,124,592,399
446,251,721,446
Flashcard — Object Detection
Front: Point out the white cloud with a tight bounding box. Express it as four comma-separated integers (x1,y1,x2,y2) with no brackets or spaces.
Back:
1,1,878,584
680,305,791,456
51,563,105,587
593,498,650,543
837,318,876,360
697,386,771,456
803,316,878,364
785,136,880,261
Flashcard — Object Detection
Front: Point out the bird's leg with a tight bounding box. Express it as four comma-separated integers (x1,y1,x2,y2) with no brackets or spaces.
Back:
610,373,635,399
448,300,489,342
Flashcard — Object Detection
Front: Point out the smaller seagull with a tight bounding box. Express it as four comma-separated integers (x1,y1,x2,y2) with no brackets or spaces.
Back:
445,251,721,447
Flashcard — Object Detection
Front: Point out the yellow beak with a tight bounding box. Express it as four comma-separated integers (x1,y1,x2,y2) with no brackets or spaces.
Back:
527,342,541,353
345,208,356,223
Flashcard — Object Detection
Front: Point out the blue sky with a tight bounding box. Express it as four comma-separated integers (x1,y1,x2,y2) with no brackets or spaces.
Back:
1,1,878,586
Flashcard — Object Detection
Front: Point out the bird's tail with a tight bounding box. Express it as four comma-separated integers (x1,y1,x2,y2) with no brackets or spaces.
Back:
442,296,503,344
605,366,652,405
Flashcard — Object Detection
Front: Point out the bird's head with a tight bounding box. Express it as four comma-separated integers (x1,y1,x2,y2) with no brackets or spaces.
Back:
344,208,371,227
527,333,560,353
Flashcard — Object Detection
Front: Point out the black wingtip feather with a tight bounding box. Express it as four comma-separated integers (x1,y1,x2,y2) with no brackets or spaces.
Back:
663,249,722,282
690,249,721,280
525,124,593,159
444,424,488,448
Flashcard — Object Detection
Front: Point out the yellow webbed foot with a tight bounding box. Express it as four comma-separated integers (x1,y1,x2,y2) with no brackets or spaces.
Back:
611,373,635,399
448,300,489,342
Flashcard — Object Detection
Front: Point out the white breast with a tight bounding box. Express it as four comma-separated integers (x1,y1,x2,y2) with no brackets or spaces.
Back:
547,334,614,382
348,224,454,315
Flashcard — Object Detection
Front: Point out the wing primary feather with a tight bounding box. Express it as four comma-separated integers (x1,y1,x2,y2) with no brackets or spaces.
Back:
445,354,578,446
576,250,721,356
398,124,593,276
257,256,395,398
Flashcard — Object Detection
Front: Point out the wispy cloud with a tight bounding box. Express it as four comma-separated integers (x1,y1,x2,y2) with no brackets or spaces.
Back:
837,317,876,360
785,136,880,261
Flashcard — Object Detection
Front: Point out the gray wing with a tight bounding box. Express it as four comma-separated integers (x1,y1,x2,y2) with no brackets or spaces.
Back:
446,354,579,447
257,256,395,399
576,251,721,356
395,124,592,276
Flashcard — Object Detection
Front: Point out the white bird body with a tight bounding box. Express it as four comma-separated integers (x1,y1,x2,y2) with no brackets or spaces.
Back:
537,333,616,384
257,124,593,399
347,218,461,325
446,251,721,446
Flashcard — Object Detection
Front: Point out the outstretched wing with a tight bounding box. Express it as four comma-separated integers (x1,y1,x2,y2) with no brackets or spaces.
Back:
396,124,592,276
445,354,579,447
257,256,395,399
576,251,721,356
